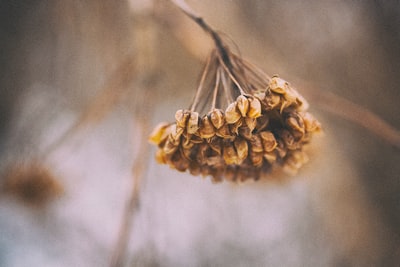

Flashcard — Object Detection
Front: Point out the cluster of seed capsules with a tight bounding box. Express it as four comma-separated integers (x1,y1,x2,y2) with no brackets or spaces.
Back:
149,75,321,183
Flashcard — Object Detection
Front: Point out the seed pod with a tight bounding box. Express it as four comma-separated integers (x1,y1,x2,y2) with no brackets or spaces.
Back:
281,129,298,150
175,109,190,128
256,114,269,132
275,140,287,158
170,151,189,172
209,109,225,129
187,111,200,134
229,118,243,135
244,117,257,132
286,112,305,134
196,142,209,165
247,97,262,118
260,131,277,152
199,115,216,139
163,138,179,156
206,156,224,167
189,161,201,176
269,75,288,94
216,123,234,139
225,101,241,124
264,91,281,110
249,134,263,153
148,122,171,145
169,126,183,145
155,149,167,164
223,143,239,165
303,112,321,132
264,151,277,163
209,136,222,155
249,150,263,167
238,126,252,140
234,138,249,164
181,135,195,149
190,134,203,144
236,95,249,117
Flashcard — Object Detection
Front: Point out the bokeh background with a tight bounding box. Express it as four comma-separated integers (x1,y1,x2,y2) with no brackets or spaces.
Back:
0,0,399,266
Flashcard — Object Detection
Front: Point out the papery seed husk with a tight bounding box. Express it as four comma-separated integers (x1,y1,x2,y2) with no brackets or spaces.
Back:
155,149,167,164
187,111,200,134
163,138,179,155
249,134,263,153
249,150,263,167
303,112,321,132
199,115,216,139
210,109,225,129
175,109,190,128
225,102,241,124
189,161,201,176
264,151,277,163
247,97,262,118
264,91,281,110
238,126,252,140
229,118,243,135
286,113,305,134
260,131,277,152
216,123,234,139
281,129,298,150
276,140,287,158
234,138,249,164
223,143,239,165
170,151,190,172
244,117,257,132
236,95,249,117
196,142,209,165
256,115,269,132
269,76,288,94
206,156,224,167
148,122,171,145
209,137,222,155
170,125,184,144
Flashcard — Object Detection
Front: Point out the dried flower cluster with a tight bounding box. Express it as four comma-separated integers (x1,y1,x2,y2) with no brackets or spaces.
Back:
149,48,320,182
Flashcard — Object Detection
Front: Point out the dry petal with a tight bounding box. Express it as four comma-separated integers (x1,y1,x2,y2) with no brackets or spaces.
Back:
281,129,298,150
225,101,241,124
264,91,281,110
286,112,305,134
155,149,167,164
238,126,252,140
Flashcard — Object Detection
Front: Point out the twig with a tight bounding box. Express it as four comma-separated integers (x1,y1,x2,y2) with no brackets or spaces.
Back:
170,0,231,68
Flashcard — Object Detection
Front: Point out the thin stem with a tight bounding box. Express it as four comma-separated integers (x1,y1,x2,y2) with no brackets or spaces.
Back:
170,0,232,69
190,52,213,111
211,67,220,110
220,67,233,104
217,52,245,95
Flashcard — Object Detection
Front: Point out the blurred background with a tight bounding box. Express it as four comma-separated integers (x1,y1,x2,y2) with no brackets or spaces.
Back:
0,0,399,266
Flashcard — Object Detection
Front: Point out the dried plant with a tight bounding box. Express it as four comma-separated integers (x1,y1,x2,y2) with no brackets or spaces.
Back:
149,1,321,183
